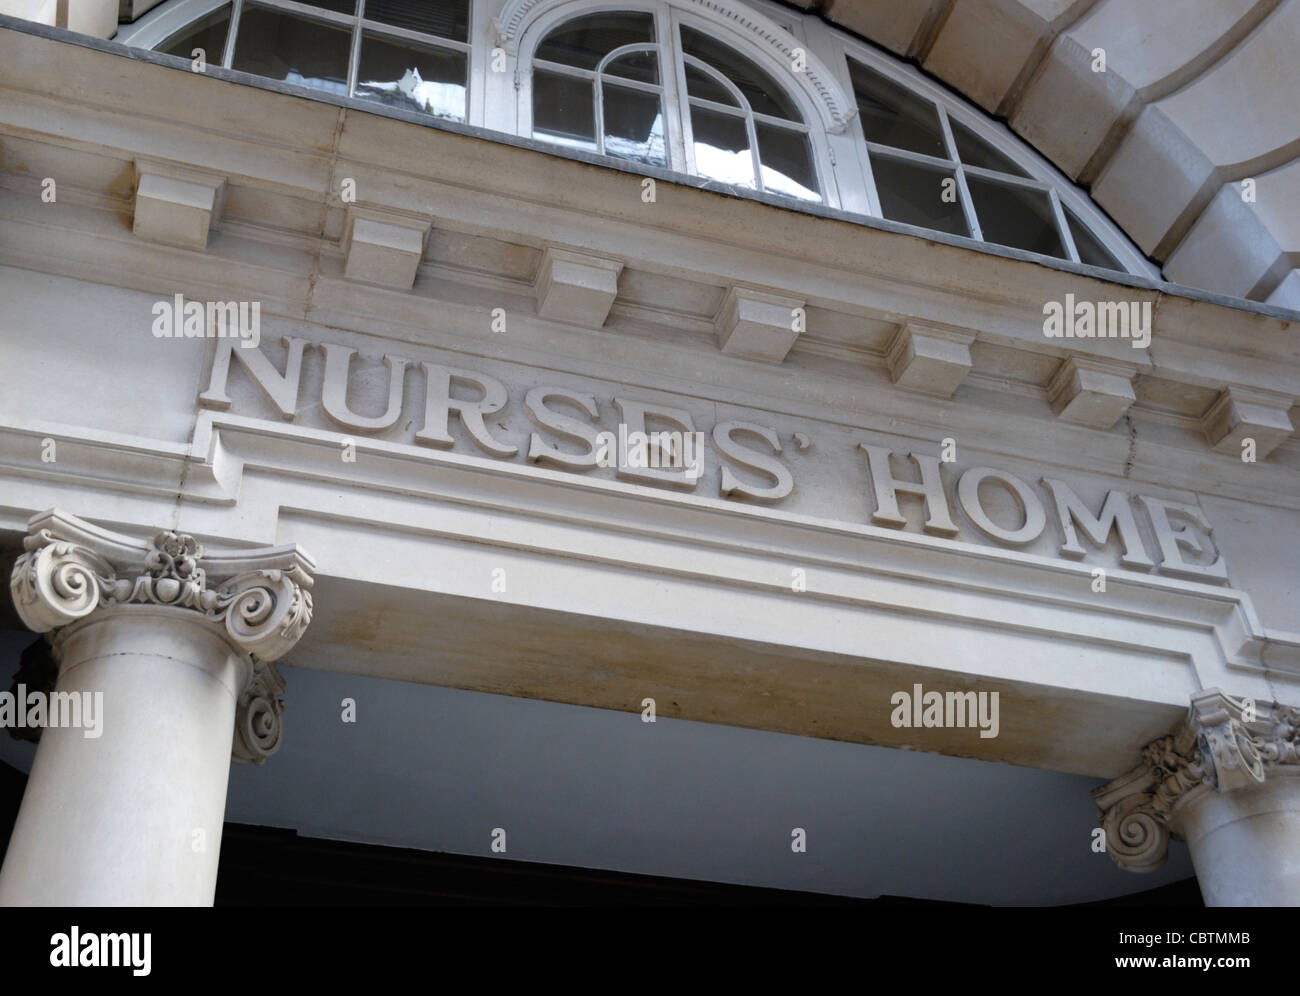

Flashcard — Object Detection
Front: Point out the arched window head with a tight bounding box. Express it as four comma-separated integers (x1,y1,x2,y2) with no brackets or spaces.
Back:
531,11,667,167
527,8,822,202
678,26,816,200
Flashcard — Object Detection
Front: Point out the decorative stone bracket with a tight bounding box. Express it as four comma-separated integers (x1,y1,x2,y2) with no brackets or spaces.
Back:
8,508,315,764
1093,688,1300,872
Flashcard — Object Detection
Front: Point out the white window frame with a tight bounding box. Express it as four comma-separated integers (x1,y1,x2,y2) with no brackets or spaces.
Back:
118,0,476,122
513,0,833,205
118,0,1157,278
815,25,1157,277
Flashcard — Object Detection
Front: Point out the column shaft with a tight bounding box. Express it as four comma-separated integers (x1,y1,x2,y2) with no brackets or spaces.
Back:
0,610,246,906
1178,777,1300,906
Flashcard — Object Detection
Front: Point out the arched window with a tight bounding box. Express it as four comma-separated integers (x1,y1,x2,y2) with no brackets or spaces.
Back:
849,57,1124,269
530,12,667,167
119,0,1158,281
525,8,822,202
677,25,816,200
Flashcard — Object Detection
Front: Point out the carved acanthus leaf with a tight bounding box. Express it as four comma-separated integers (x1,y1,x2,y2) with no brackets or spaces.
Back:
10,514,313,663
1094,688,1300,873
8,510,315,765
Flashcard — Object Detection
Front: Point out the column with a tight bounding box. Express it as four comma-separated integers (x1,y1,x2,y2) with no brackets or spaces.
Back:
1,509,314,906
1094,688,1300,906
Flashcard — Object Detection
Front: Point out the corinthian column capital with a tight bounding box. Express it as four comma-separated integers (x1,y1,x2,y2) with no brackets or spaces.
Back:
1093,688,1300,873
8,508,315,763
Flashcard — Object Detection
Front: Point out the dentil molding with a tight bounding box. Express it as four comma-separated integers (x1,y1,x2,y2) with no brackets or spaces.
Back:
8,508,315,763
1093,688,1300,873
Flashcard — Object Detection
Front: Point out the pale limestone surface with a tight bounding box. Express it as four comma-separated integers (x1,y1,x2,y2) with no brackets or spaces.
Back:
0,2,1298,906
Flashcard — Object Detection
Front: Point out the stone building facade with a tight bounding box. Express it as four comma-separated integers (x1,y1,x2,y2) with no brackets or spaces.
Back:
0,0,1297,905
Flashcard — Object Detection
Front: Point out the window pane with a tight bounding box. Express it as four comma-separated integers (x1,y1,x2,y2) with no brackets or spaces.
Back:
850,60,946,159
756,123,818,201
966,176,1066,257
535,12,653,71
680,26,799,121
160,4,230,62
870,154,967,236
533,69,596,151
684,63,735,106
356,34,467,120
949,118,1029,177
1065,208,1124,270
603,84,667,166
604,51,658,85
691,106,754,188
365,0,468,42
232,6,351,95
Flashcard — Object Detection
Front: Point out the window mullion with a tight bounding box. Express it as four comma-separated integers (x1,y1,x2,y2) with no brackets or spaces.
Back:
664,6,694,175
954,165,982,241
936,104,961,163
863,143,952,170
347,0,365,97
1049,187,1082,263
939,103,981,240
594,75,605,155
602,75,661,96
221,0,242,69
746,113,762,192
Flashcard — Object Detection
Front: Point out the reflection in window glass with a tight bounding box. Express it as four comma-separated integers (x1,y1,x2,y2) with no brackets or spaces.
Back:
966,175,1065,257
535,12,653,70
356,34,467,120
365,0,469,43
756,123,817,201
160,4,230,62
532,69,596,151
691,107,753,188
603,85,667,165
680,26,796,120
1065,207,1123,271
871,155,967,236
949,118,1029,178
850,60,946,159
232,6,351,95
